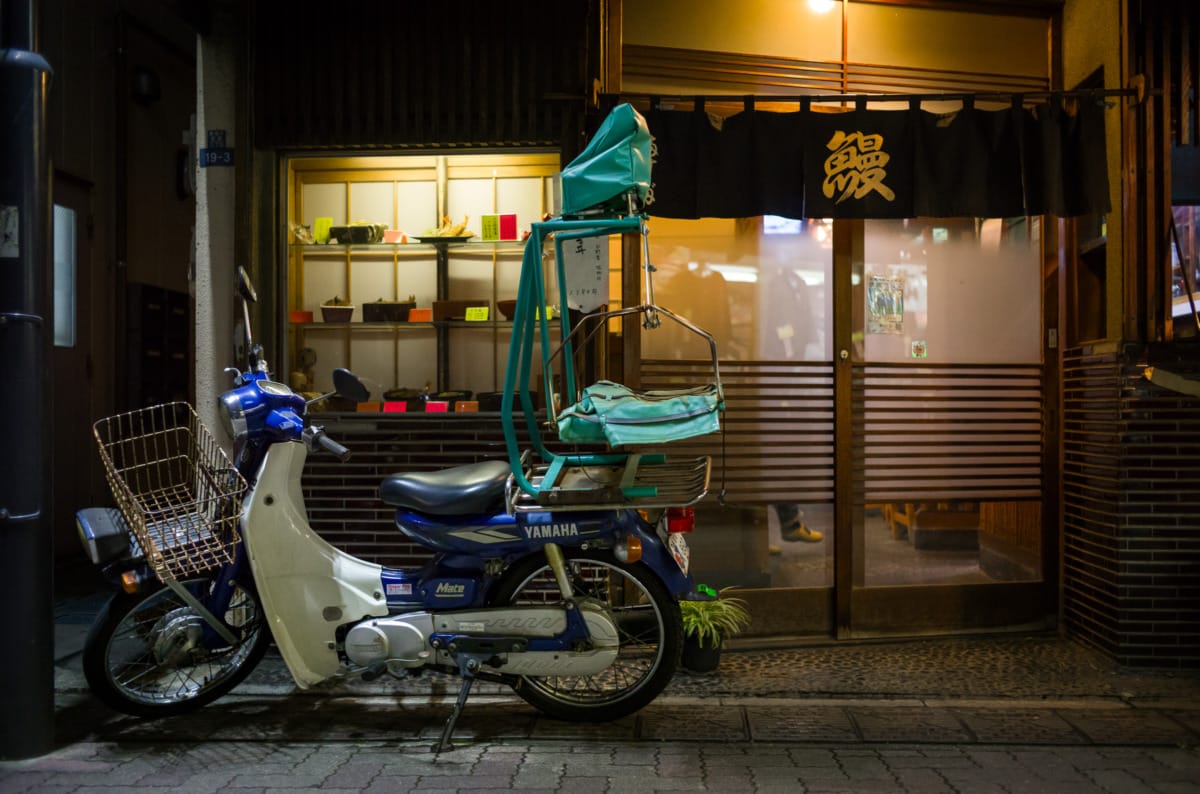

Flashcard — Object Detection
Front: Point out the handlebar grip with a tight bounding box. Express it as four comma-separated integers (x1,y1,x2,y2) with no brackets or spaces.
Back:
316,431,352,462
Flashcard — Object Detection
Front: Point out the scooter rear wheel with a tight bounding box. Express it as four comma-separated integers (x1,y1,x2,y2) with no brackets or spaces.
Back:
83,577,269,718
488,549,682,722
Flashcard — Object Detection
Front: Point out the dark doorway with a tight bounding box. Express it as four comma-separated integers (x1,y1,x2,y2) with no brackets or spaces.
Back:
50,175,95,559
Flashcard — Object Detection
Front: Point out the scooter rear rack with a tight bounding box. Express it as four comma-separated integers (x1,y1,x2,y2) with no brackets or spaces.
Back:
506,451,711,512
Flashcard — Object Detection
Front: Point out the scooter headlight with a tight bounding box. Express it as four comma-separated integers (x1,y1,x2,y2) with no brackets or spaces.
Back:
219,391,249,443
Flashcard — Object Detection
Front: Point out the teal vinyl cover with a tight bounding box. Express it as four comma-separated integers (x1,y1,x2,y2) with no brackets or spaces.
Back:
557,380,721,447
561,103,653,215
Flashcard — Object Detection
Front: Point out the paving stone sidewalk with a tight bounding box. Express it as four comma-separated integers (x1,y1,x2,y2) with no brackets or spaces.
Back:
4,738,1199,793
2,595,1196,792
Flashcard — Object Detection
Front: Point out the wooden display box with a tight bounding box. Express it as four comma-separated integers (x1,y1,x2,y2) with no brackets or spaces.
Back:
362,301,415,322
433,298,488,321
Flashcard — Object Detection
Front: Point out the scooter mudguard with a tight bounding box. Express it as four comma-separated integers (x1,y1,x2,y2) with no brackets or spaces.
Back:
242,441,387,687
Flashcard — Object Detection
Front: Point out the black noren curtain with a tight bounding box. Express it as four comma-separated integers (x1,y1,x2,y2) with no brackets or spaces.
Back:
645,98,1110,219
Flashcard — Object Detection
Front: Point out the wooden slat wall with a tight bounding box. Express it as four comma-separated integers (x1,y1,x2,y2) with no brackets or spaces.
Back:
622,44,1049,98
980,501,1042,555
1131,0,1199,339
250,0,595,152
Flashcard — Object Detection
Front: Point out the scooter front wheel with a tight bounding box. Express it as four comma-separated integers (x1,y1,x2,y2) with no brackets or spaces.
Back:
488,549,682,722
82,577,269,717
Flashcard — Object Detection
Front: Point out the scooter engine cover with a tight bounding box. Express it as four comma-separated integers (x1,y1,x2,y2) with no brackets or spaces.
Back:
344,613,434,668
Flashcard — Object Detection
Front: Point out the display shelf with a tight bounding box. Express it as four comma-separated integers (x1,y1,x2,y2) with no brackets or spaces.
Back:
286,151,559,401
291,320,520,329
290,240,526,253
289,236,520,394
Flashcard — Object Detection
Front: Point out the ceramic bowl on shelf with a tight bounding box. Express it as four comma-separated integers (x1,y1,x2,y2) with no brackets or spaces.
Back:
496,299,517,320
329,223,385,244
289,310,314,323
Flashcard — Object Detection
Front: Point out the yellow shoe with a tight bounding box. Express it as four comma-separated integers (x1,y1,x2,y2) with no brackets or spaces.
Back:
782,522,823,543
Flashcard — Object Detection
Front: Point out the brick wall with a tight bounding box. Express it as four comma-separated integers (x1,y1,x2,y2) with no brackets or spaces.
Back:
1062,342,1200,667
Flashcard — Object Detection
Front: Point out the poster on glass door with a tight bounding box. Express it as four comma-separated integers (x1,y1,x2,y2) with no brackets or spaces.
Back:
867,275,904,335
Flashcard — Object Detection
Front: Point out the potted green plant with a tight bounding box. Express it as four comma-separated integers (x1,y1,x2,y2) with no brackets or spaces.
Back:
679,588,750,673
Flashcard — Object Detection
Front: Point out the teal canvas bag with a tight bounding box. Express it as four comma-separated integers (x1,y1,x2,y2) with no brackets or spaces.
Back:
561,104,653,215
557,380,722,447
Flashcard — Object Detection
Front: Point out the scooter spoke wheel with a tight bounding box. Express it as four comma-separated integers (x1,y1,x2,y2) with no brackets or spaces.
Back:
83,577,269,718
489,550,682,722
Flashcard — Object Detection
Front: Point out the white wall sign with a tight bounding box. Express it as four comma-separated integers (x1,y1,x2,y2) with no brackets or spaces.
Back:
561,236,608,312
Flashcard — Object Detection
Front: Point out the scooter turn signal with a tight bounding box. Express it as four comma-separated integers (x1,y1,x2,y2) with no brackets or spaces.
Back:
614,534,643,564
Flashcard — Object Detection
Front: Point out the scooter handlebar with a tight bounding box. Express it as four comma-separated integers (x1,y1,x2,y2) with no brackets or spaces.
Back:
317,432,352,462
304,426,352,462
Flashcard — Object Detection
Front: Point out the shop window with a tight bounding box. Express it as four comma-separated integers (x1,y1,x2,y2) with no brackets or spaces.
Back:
1171,205,1200,338
52,204,76,348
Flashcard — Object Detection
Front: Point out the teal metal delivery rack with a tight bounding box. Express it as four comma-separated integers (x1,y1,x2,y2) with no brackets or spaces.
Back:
500,212,722,513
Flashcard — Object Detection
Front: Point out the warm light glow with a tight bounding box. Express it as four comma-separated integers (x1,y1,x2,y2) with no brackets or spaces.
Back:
808,0,837,13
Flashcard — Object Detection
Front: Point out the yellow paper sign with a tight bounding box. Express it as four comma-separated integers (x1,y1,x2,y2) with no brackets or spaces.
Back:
480,215,500,242
313,217,333,244
464,306,490,321
535,305,556,320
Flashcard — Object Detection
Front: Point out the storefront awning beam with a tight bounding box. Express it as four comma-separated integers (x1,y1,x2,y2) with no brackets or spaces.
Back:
604,87,1141,108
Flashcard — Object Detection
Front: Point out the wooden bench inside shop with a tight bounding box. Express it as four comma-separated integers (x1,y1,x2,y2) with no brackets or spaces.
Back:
882,502,981,550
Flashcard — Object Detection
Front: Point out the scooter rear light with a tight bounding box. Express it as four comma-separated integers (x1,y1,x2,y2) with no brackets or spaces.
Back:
666,506,695,534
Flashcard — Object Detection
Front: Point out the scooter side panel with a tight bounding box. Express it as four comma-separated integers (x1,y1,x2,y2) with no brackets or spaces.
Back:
243,442,387,687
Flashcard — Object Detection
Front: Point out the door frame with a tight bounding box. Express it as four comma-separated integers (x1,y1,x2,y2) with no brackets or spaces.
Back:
832,217,1056,638
49,174,95,558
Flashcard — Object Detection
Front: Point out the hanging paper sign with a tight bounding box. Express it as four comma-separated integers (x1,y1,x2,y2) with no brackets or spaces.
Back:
561,236,608,312
480,215,500,241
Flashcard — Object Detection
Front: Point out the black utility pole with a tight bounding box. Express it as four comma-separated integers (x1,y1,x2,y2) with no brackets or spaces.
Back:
0,0,55,759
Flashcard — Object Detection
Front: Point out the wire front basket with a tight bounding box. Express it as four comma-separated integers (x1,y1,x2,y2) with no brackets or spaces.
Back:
93,402,245,583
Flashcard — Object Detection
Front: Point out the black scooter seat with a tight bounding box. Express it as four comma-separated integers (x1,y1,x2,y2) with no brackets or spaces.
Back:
379,460,512,515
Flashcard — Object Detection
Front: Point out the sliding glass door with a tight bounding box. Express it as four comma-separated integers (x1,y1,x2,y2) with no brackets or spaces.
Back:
637,215,1052,638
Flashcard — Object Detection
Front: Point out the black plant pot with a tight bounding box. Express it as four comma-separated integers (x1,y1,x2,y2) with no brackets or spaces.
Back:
680,633,722,673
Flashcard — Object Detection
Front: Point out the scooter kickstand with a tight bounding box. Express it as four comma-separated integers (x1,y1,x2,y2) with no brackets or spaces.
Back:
432,652,486,754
